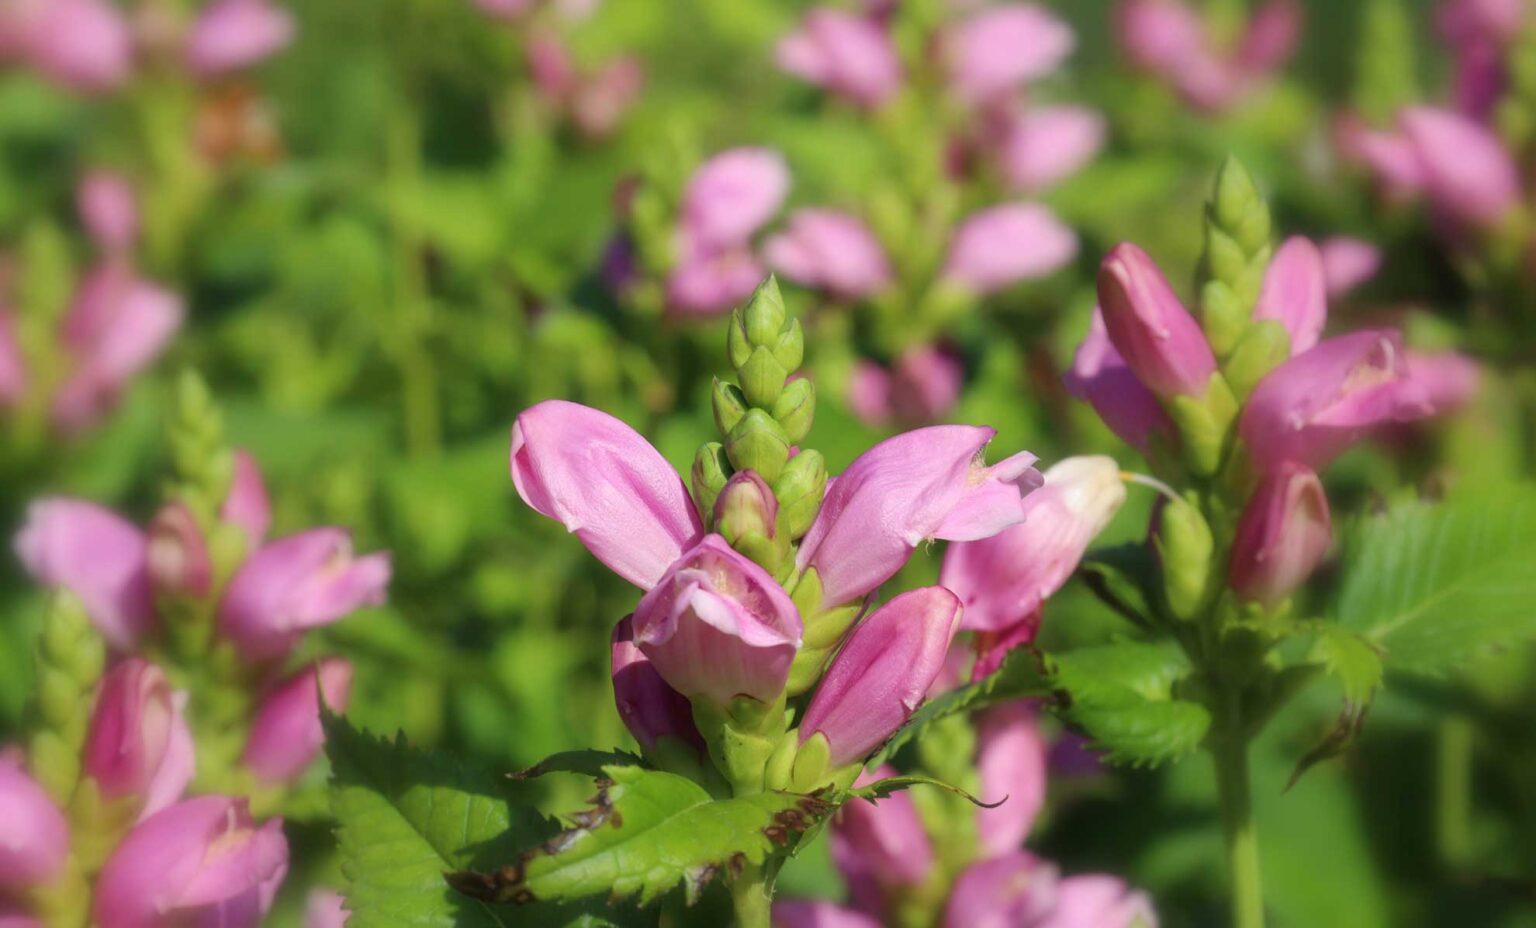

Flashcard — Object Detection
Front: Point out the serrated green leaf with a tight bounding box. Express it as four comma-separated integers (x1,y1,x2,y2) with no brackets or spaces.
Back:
1286,628,1385,789
869,648,1051,766
1052,642,1210,766
1333,487,1536,675
449,766,837,909
324,713,621,928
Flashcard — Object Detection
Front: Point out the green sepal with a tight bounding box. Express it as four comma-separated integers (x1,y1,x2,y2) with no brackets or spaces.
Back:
711,378,749,436
772,377,816,444
726,411,791,484
775,450,827,539
692,442,732,522
1167,373,1238,476
790,567,823,618
771,318,805,373
785,606,862,697
789,732,832,792
739,346,789,409
1222,318,1292,401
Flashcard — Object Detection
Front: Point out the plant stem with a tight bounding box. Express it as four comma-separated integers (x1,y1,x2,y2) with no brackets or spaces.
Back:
1214,730,1265,928
386,104,441,459
1436,714,1475,868
729,864,772,928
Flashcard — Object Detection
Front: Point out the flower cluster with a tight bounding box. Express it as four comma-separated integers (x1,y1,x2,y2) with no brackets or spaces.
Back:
1115,0,1301,112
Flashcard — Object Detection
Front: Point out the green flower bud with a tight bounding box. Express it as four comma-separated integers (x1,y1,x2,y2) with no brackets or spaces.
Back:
1199,158,1274,357
711,378,749,436
762,730,800,792
715,472,791,574
1167,374,1239,477
739,346,789,409
771,377,816,444
771,318,805,373
1222,319,1292,402
691,442,732,520
742,276,787,346
1158,494,1216,621
726,411,791,484
789,732,832,791
775,450,827,539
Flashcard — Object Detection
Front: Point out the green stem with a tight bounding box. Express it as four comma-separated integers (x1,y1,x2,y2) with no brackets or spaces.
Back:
1214,731,1265,928
386,104,441,459
1436,714,1475,868
728,864,772,928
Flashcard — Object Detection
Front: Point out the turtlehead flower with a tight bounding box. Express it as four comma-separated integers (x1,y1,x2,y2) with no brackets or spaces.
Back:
975,703,1049,857
1064,310,1177,456
831,766,935,911
944,4,1074,103
943,851,1059,928
1253,236,1328,355
611,615,704,751
92,796,288,928
222,449,274,547
1096,244,1217,398
77,171,139,255
995,105,1107,194
15,498,155,649
185,0,296,78
765,209,892,300
773,902,883,928
83,659,196,820
242,659,354,784
1318,236,1382,298
1115,0,1300,111
942,204,1078,295
679,148,790,252
1398,107,1523,228
0,0,133,93
846,345,963,428
147,503,213,599
304,890,349,928
1227,463,1332,607
0,761,69,891
777,8,902,108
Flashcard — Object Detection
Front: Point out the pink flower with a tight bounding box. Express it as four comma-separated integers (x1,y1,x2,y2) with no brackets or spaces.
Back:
1253,236,1328,356
1399,106,1523,228
1240,329,1432,472
666,243,768,316
84,658,196,819
680,148,790,251
1096,243,1217,397
0,904,45,928
632,535,802,709
1318,236,1382,298
1402,350,1481,415
218,529,391,660
846,346,964,428
943,851,1058,928
15,498,153,648
997,105,1107,193
1064,310,1177,456
800,587,964,766
147,503,212,598
847,361,895,427
511,400,704,589
0,310,27,409
0,760,69,891
185,0,296,78
93,796,288,928
1238,0,1303,75
1038,875,1159,928
77,171,139,254
831,765,934,909
773,901,883,928
942,456,1125,636
52,263,184,434
222,449,273,547
942,204,1078,295
1334,114,1428,200
777,9,902,107
764,209,892,299
975,704,1048,857
304,890,348,928
796,425,1041,608
570,56,643,138
1437,0,1526,47
945,4,1075,102
1228,463,1331,607
611,615,704,752
474,0,537,21
243,659,353,784
4,0,132,93
1115,0,1298,111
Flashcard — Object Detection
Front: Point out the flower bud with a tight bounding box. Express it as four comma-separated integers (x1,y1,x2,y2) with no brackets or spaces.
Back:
772,377,816,444
1065,311,1178,457
146,503,211,599
93,796,288,928
739,346,790,409
611,616,704,753
941,204,1078,295
218,528,391,661
1156,494,1215,621
776,10,903,108
830,766,935,909
775,449,827,539
221,449,272,548
1229,464,1331,608
800,587,963,767
692,442,733,520
0,761,69,891
763,209,893,298
714,472,780,545
726,410,792,483
632,535,802,711
944,4,1075,102
1097,243,1218,398
711,378,749,436
243,659,353,784
184,0,296,78
15,498,153,649
83,658,195,820
76,171,139,254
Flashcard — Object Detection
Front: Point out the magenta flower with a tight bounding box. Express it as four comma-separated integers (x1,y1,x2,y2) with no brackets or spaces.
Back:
1399,106,1523,228
666,243,770,316
944,4,1074,103
15,498,154,648
799,586,964,767
93,796,288,928
0,760,69,891
1096,243,1217,398
77,171,139,255
846,345,964,428
1064,310,1177,456
222,449,273,547
185,0,296,78
975,704,1048,857
242,659,353,784
1318,236,1382,298
1402,350,1482,416
764,209,892,299
996,105,1107,194
147,502,213,598
1252,236,1328,356
1039,875,1160,928
0,310,26,408
218,528,391,660
631,535,802,709
680,148,791,252
610,615,704,752
1335,114,1431,201
796,425,1040,608
2,0,132,93
1240,329,1437,472
1115,0,1299,111
777,8,902,108
1227,463,1331,607
52,263,184,435
304,890,349,928
83,658,196,820
512,400,704,589
942,456,1126,636
942,204,1078,295
830,765,935,910
942,851,1058,928
772,901,883,928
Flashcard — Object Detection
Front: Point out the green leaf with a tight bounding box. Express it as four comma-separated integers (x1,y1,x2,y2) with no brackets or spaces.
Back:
868,648,1051,766
510,750,646,781
1051,642,1211,767
324,713,620,928
1286,627,1385,789
1333,487,1536,675
850,774,1001,808
1079,543,1162,628
447,766,837,909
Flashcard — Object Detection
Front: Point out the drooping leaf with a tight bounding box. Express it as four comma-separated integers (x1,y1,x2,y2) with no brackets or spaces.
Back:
324,713,623,928
511,749,646,781
1051,641,1211,766
850,774,1002,808
1079,543,1163,628
1333,487,1536,675
1286,627,1385,789
447,766,837,909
